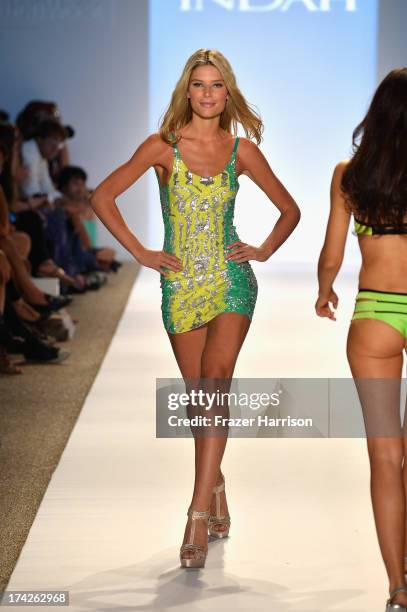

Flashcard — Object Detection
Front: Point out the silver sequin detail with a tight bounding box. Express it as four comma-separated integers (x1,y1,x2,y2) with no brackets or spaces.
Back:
159,138,258,333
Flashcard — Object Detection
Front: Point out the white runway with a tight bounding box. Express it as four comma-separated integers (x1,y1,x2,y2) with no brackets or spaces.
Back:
6,265,391,611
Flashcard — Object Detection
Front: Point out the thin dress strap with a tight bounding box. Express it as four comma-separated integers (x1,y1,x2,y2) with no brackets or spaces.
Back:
169,132,181,159
172,142,181,159
232,136,240,155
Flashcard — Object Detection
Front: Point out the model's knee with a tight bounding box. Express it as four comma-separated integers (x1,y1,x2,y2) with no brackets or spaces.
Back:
201,362,232,380
368,440,403,469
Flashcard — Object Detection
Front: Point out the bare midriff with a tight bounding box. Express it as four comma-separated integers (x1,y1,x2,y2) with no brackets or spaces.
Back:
358,235,407,292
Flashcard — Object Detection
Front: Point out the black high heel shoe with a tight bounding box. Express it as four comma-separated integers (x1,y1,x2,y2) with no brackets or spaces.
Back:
27,294,72,313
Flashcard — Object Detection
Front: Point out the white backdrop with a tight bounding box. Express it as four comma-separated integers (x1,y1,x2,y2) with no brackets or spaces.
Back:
149,0,378,266
1,0,406,263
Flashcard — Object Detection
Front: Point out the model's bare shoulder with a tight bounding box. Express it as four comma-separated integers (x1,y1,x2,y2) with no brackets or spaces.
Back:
236,137,262,176
133,132,170,166
332,158,351,181
238,136,259,154
330,159,352,215
330,159,351,198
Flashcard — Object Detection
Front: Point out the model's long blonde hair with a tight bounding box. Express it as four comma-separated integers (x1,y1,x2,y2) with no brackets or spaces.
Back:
159,49,263,145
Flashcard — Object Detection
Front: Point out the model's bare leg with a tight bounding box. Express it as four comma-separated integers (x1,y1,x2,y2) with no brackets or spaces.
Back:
168,321,225,528
168,312,251,558
402,364,407,577
167,324,208,474
167,323,209,559
194,313,251,533
347,318,407,606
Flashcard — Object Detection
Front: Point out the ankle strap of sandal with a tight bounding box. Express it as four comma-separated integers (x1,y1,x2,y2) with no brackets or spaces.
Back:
187,507,210,519
213,481,225,494
390,586,407,602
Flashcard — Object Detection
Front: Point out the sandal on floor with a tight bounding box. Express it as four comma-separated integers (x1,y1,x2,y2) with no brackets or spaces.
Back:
386,586,407,611
180,508,210,569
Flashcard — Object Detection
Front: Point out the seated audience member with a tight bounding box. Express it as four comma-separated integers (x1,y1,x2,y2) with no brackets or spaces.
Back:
0,182,70,314
57,166,121,273
0,250,69,372
15,118,108,290
0,249,21,374
1,119,83,292
19,117,67,203
3,277,70,367
16,100,74,186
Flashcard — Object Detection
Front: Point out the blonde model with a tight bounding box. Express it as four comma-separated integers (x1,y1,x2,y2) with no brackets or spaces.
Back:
91,49,300,569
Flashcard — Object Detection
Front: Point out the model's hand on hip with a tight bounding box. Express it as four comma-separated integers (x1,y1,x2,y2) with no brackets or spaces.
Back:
137,247,183,278
315,290,339,320
225,241,270,263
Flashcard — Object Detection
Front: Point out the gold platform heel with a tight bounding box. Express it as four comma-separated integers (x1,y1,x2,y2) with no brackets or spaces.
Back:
208,474,231,539
180,507,210,569
386,586,407,611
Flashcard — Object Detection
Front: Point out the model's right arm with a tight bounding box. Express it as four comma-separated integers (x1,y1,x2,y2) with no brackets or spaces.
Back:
90,134,182,275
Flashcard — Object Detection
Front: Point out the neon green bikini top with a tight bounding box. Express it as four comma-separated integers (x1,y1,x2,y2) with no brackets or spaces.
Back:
353,217,407,236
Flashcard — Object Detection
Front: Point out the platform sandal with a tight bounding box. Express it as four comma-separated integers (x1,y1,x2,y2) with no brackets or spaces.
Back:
180,508,210,569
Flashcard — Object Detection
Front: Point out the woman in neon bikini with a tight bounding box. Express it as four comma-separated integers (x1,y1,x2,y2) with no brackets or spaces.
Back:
316,68,407,610
91,48,300,569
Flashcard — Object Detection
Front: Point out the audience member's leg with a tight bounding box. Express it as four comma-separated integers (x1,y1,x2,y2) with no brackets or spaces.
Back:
0,254,22,374
0,235,49,305
15,210,51,274
11,230,32,261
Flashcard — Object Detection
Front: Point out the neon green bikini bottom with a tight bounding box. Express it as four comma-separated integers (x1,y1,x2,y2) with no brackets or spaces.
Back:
352,289,407,338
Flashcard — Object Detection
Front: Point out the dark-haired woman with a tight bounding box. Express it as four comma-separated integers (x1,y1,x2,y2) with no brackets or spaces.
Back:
316,67,407,610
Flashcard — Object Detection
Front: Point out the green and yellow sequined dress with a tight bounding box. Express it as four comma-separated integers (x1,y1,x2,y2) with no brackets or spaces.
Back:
155,136,258,334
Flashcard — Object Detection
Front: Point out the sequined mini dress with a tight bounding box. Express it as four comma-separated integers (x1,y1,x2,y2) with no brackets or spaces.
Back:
155,136,258,334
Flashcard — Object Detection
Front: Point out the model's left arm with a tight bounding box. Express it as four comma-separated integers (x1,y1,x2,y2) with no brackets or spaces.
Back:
226,138,301,263
315,160,351,320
